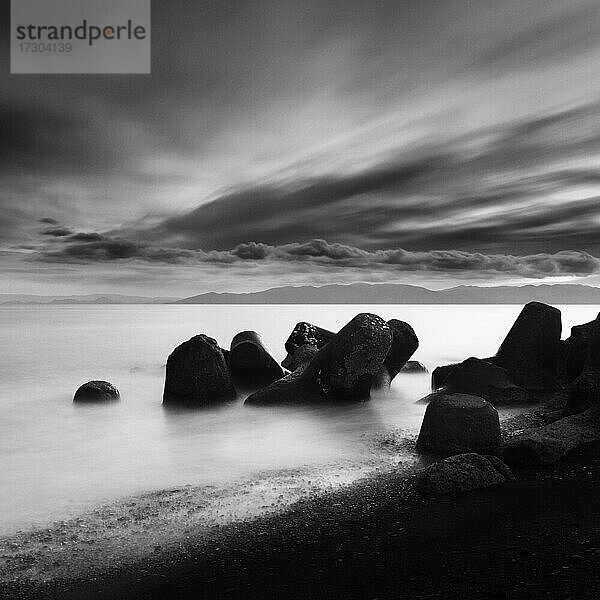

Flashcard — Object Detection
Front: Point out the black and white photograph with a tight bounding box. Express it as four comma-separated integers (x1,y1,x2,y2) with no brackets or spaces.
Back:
1,1,600,598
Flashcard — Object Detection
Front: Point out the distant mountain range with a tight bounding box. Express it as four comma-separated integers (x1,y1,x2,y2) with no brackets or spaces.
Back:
0,294,179,305
176,283,600,305
2,284,600,305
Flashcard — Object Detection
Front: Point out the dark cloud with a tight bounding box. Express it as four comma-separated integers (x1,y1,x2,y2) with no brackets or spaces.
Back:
41,227,73,237
123,102,600,256
69,232,106,242
33,235,600,280
4,1,600,294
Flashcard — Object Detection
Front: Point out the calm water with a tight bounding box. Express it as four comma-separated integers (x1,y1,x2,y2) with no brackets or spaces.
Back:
0,304,597,534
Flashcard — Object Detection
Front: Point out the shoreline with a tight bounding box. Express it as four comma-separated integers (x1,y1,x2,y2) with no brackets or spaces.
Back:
2,440,599,599
0,403,583,599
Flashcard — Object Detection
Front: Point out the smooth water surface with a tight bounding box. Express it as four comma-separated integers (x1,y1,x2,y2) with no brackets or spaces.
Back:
0,304,597,534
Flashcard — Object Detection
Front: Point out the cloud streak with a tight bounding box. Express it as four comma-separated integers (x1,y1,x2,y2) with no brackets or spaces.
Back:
121,102,600,256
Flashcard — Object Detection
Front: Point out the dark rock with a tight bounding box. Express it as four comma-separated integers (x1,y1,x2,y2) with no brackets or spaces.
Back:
563,371,600,416
494,302,562,391
416,393,501,455
73,380,120,403
373,320,419,388
286,344,319,372
501,407,600,465
282,322,334,371
228,331,284,391
563,313,600,381
431,363,459,390
563,328,600,416
322,313,392,401
416,453,515,495
163,335,237,406
245,344,329,406
401,360,428,374
441,357,531,406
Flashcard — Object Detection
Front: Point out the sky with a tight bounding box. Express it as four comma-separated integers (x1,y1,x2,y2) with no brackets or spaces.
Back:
3,0,600,296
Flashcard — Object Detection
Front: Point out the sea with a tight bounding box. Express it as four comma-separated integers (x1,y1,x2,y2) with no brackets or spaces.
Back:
0,304,597,535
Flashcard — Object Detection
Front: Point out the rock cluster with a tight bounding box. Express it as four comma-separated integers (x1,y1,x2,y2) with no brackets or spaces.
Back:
246,312,420,405
424,302,600,472
430,302,563,401
155,312,421,408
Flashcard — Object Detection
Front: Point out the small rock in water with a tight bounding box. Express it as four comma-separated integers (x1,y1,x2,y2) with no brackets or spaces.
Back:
400,361,428,374
73,380,120,403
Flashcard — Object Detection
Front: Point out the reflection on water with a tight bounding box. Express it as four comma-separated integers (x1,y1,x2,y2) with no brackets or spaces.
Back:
0,304,597,534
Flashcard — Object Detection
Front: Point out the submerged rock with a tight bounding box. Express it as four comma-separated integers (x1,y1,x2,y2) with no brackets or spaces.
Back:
228,331,284,391
441,357,531,406
494,301,562,391
416,453,514,495
73,380,120,403
416,393,501,455
373,319,419,388
501,407,600,466
163,335,237,406
322,313,392,401
401,361,428,374
282,322,334,371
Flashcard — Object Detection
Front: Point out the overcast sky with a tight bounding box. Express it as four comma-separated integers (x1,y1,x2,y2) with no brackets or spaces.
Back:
3,0,600,296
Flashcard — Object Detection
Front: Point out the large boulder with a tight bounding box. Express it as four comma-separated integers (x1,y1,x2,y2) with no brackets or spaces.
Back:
441,357,531,406
373,319,419,388
228,331,284,391
73,380,120,403
416,453,514,495
563,313,600,382
163,335,237,406
494,302,562,391
416,393,501,455
501,407,600,466
322,313,392,400
282,322,334,371
245,345,328,406
562,328,600,416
